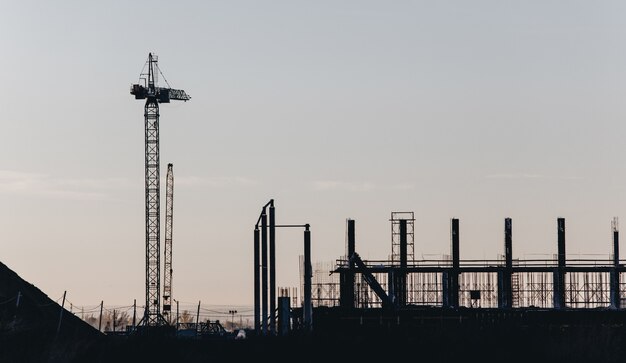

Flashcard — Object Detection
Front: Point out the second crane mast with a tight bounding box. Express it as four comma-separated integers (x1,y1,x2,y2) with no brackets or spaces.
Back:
163,163,174,324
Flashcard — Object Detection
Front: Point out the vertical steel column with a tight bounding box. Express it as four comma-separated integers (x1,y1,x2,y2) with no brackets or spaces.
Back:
611,218,620,309
303,224,312,331
398,219,408,306
614,220,620,266
448,218,460,308
347,219,356,260
269,201,276,334
340,219,356,308
499,218,513,308
261,209,268,334
554,218,566,309
442,271,450,308
254,226,260,333
388,270,396,305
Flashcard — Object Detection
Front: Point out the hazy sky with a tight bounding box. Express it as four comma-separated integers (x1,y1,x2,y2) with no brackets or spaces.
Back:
2,0,626,308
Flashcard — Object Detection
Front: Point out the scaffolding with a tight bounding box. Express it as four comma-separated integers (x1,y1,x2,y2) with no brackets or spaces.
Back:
391,212,415,264
305,216,623,312
310,259,621,309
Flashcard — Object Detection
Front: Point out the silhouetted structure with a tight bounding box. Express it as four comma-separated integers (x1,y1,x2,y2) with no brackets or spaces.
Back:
304,216,624,311
163,163,174,323
130,53,190,327
253,200,312,335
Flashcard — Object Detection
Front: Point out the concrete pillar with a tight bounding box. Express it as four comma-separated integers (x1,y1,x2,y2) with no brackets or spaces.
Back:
398,219,407,306
261,209,268,333
340,219,356,308
254,227,260,333
498,218,513,309
269,202,276,334
554,218,566,309
611,219,620,309
303,225,313,331
445,218,460,308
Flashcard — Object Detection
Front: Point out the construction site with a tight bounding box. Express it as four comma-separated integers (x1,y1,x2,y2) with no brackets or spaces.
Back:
2,53,626,363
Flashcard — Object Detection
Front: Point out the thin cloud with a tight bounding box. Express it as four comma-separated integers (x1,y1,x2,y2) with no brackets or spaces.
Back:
312,181,376,192
176,176,257,188
312,181,414,192
0,170,132,201
389,183,415,191
485,173,582,180
485,173,545,179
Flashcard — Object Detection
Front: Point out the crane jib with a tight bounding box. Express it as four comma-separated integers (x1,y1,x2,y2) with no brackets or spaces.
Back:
130,84,190,103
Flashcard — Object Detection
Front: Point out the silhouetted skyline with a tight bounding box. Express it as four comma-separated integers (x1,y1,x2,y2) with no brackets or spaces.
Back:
1,1,625,307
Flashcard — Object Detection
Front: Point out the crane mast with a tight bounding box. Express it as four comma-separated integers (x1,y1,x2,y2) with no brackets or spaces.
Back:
163,163,174,324
131,53,189,327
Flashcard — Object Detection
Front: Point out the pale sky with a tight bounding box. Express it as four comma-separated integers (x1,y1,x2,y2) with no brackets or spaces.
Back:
2,0,626,308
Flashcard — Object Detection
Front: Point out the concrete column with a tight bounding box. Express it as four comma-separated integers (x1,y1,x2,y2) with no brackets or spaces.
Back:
269,202,276,334
254,227,260,333
554,218,566,309
611,219,620,309
303,225,313,331
446,218,460,308
498,218,513,309
340,219,356,308
261,209,268,333
399,219,407,306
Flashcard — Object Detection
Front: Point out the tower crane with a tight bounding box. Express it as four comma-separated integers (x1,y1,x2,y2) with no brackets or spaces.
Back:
163,163,174,324
131,53,190,327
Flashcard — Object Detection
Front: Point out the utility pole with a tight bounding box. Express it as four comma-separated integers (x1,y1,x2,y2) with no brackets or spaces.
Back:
229,309,238,331
196,301,201,333
98,301,103,332
132,299,137,330
176,300,180,330
56,291,67,336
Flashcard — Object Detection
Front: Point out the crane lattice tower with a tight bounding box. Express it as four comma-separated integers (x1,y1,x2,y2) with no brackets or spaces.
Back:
163,163,174,323
130,53,190,327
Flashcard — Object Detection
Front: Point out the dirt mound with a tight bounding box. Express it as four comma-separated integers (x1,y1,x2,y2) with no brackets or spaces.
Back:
0,260,102,362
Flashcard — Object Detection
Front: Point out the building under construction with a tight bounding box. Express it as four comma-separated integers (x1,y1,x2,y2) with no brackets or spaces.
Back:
307,214,623,311
252,204,626,361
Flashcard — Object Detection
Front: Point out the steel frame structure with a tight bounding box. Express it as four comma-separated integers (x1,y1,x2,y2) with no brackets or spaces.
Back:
143,94,164,326
163,163,174,323
131,53,189,327
391,212,415,264
312,260,624,309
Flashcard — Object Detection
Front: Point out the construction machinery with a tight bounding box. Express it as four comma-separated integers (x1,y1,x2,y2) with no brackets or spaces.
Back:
163,163,174,323
131,53,189,327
